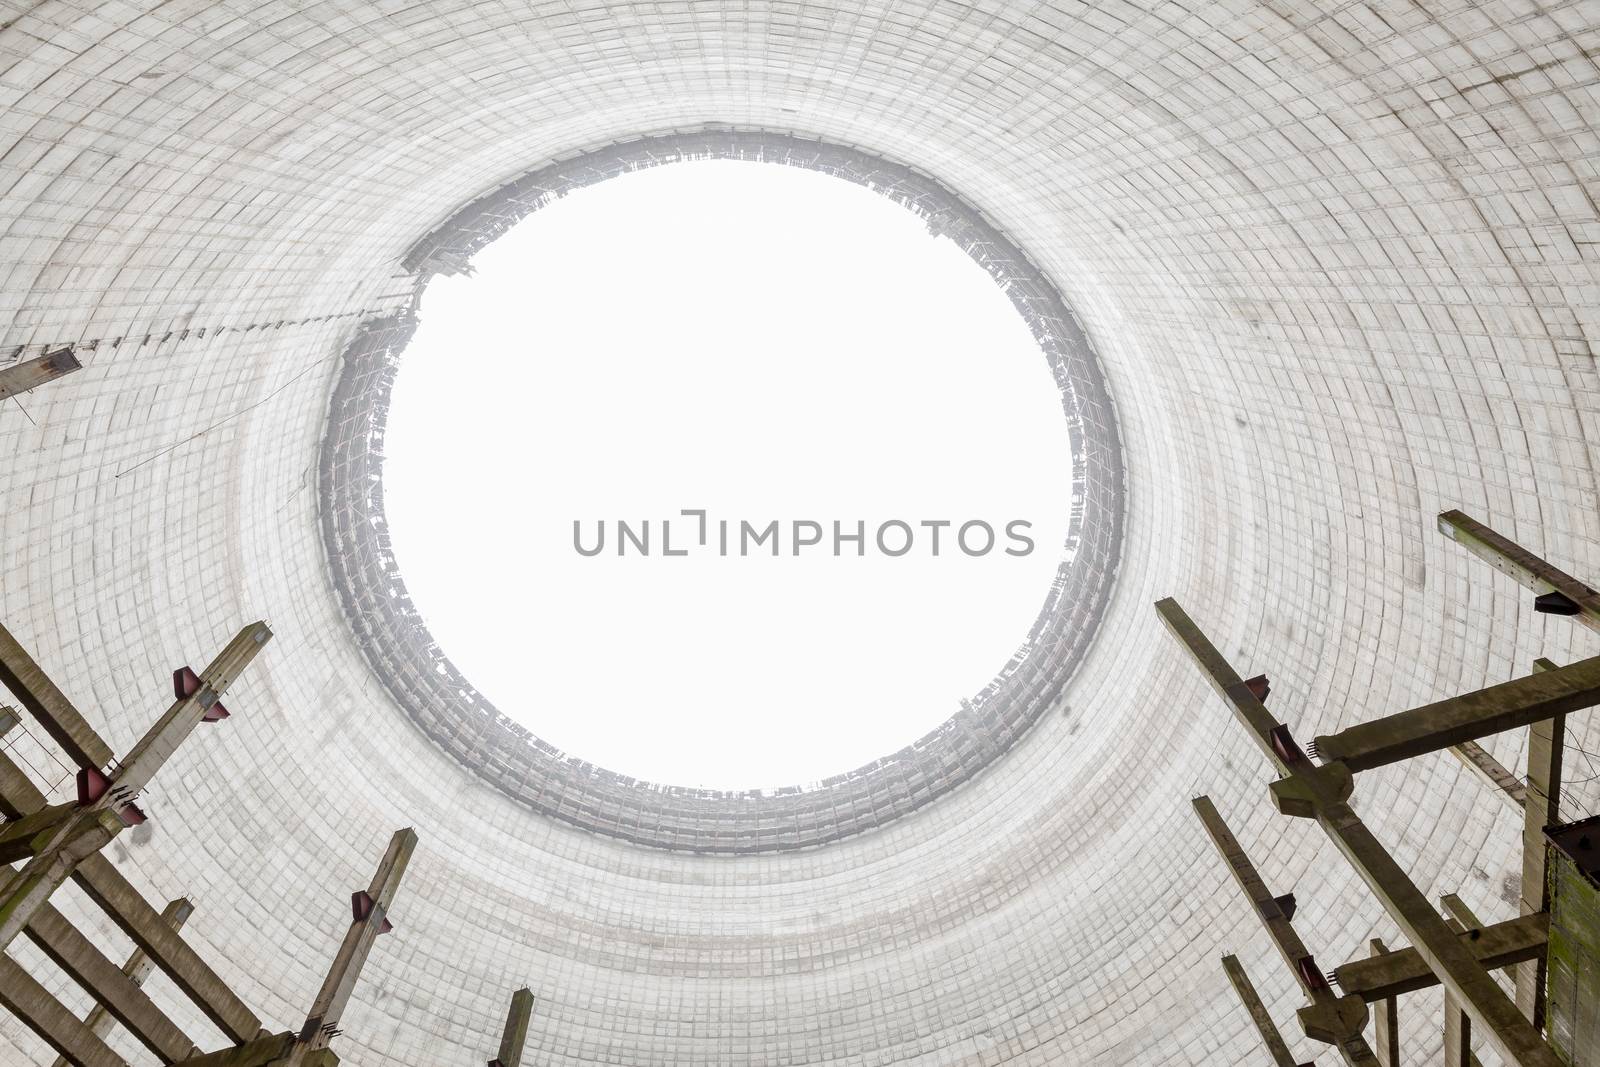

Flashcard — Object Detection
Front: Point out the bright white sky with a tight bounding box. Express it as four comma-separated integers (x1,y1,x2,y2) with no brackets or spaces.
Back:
383,160,1073,790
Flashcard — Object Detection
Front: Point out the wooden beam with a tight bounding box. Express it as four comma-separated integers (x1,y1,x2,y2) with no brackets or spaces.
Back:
0,347,81,402
1333,912,1548,1001
1448,740,1526,812
1221,954,1303,1067
1438,510,1600,636
1310,654,1600,772
0,620,114,770
490,987,535,1067
1158,597,1561,1067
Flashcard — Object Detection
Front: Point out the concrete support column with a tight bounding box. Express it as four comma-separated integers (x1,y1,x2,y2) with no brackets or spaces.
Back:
1367,940,1399,1067
489,988,535,1067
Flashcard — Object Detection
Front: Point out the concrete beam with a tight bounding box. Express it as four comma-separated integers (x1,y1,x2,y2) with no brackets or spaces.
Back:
1439,510,1600,636
1366,941,1399,1067
26,898,197,1062
1333,912,1548,1001
0,619,114,770
291,828,417,1061
1448,740,1526,813
0,348,81,402
0,623,272,954
73,857,264,1045
168,1032,335,1067
1193,795,1376,1065
110,622,271,801
0,742,264,1044
0,801,77,864
1517,656,1564,1028
1220,954,1306,1067
490,988,534,1067
0,952,126,1067
1441,900,1487,1067
1159,597,1561,1067
51,897,194,1067
1310,653,1600,772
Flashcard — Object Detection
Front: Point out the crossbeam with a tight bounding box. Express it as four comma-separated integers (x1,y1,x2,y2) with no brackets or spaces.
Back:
0,347,81,403
1310,653,1600,772
0,622,271,954
0,952,125,1067
1448,740,1526,812
26,898,197,1061
1193,795,1375,1065
1157,597,1561,1067
490,987,535,1067
290,828,417,1062
1333,912,1548,1001
0,620,114,770
0,801,76,864
168,1032,335,1067
50,897,195,1067
0,730,264,1043
1439,510,1600,636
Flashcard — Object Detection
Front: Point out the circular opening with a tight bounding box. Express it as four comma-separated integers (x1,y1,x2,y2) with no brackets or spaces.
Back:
322,131,1123,851
381,159,1074,790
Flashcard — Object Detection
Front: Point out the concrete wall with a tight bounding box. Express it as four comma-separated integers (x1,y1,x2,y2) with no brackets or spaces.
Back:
1,0,1598,1063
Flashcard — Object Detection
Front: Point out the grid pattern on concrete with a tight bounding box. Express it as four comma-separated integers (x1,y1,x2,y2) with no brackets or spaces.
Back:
319,131,1125,853
1,0,1599,1064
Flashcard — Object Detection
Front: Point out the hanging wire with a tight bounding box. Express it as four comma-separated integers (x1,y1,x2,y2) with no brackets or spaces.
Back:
1556,720,1600,818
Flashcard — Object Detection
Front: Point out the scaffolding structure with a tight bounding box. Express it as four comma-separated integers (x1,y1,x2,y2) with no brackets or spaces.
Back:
1161,509,1599,1067
0,618,531,1066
